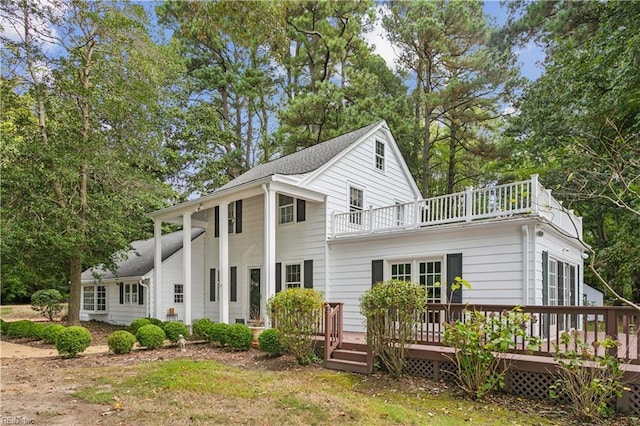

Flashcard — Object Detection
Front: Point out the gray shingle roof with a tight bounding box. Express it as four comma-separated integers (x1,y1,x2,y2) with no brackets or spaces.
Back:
81,228,205,282
218,121,382,191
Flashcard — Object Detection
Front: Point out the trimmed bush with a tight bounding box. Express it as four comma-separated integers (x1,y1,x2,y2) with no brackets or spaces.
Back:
128,318,151,335
136,324,165,349
107,330,137,354
6,320,36,339
56,326,92,358
209,322,230,346
192,318,214,340
30,322,47,340
226,324,253,351
267,288,324,365
162,321,189,344
42,324,66,344
31,289,65,321
0,319,9,335
145,317,163,327
258,328,285,356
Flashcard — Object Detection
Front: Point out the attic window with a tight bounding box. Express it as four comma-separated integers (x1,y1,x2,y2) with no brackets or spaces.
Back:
375,140,385,171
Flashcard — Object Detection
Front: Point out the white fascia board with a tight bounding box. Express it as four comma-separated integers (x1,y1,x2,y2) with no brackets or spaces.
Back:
269,177,327,202
299,121,385,187
81,276,145,285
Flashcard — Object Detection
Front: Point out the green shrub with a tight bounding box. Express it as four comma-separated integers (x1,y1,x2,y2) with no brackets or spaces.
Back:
0,319,9,335
360,279,426,378
31,289,65,321
267,288,324,365
192,318,214,340
550,333,624,421
6,320,36,338
30,322,47,340
226,324,253,351
107,330,137,354
145,317,163,327
56,326,92,358
42,324,66,344
258,328,285,356
443,305,538,400
136,324,165,349
128,318,151,335
209,322,230,346
162,321,189,344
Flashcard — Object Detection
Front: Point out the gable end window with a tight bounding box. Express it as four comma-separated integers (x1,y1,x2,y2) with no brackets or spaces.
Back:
375,140,385,171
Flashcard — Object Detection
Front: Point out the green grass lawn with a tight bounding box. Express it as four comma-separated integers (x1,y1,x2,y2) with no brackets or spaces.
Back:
71,358,562,425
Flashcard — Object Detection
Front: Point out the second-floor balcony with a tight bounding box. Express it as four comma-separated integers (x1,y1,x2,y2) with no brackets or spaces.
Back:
331,175,582,239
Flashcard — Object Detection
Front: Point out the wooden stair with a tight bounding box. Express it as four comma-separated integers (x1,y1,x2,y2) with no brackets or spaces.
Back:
325,348,370,375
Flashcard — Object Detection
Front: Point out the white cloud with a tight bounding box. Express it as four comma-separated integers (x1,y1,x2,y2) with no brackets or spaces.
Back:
363,5,399,71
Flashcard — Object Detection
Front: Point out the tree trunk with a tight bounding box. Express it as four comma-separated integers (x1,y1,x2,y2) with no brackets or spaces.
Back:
447,121,457,194
68,256,82,325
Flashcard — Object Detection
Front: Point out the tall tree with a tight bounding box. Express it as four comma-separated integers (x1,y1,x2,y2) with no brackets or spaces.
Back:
383,0,518,196
1,0,177,317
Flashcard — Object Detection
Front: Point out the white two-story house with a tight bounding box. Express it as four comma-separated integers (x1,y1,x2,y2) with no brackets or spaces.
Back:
81,120,586,332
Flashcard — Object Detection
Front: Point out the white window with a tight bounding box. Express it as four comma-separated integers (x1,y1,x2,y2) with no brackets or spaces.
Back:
390,259,443,303
285,264,301,289
349,186,363,225
279,194,294,224
228,202,235,234
123,283,138,304
83,284,106,312
174,284,184,303
375,140,385,171
548,260,558,306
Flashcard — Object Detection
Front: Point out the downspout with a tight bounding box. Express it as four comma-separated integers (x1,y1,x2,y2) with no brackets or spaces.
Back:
522,225,529,305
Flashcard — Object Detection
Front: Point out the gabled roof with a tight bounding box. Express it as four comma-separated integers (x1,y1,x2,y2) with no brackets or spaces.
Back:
81,228,205,282
218,121,383,191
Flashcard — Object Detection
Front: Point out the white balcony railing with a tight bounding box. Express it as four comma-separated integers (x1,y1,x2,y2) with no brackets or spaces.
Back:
331,175,583,238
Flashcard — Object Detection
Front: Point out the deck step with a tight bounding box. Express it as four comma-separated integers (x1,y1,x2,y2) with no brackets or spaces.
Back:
331,349,368,363
325,358,370,375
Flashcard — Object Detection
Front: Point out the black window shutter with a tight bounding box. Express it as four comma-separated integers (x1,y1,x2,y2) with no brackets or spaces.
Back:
304,260,313,289
447,253,463,303
371,259,383,287
297,199,306,222
209,268,216,302
119,283,124,304
214,206,220,238
235,200,243,233
558,261,565,305
230,266,237,302
275,262,282,293
138,285,144,305
542,251,549,304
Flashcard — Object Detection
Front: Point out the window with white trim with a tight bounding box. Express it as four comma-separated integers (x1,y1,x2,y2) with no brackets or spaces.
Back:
390,259,443,303
82,284,106,312
174,284,184,303
124,283,138,304
228,202,235,234
349,186,363,225
279,194,294,224
285,264,301,289
375,140,385,171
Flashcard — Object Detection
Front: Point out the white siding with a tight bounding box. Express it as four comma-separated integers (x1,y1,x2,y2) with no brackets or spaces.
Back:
328,220,528,332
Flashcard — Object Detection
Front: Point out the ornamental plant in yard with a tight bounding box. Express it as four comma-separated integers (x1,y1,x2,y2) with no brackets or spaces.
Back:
31,289,65,321
443,304,539,400
6,320,36,338
360,280,426,378
267,288,324,365
107,330,137,354
56,326,92,358
192,318,214,340
550,332,627,422
136,324,165,349
209,322,230,346
42,324,66,344
162,321,189,344
128,318,151,335
226,324,253,351
258,328,285,356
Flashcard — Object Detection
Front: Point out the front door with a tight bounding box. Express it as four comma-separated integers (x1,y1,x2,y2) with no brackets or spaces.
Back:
249,268,261,320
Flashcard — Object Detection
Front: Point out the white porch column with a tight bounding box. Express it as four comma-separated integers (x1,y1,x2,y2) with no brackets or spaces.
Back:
183,213,192,326
263,184,276,328
218,202,230,324
153,219,163,319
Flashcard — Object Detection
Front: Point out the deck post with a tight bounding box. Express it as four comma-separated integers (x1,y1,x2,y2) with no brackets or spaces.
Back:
324,303,331,363
605,307,619,358
368,205,374,233
413,198,420,227
465,186,473,222
530,174,539,214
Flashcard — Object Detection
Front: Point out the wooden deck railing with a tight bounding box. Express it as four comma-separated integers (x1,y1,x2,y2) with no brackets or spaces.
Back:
331,175,583,239
418,303,640,362
323,302,344,361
